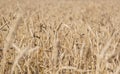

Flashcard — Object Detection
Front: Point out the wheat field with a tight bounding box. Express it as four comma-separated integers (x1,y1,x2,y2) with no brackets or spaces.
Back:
0,0,120,74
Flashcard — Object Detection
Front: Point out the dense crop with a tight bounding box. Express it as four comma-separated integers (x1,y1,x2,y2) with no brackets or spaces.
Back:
0,0,120,74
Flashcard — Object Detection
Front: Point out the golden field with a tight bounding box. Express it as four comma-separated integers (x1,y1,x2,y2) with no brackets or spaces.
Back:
0,0,120,74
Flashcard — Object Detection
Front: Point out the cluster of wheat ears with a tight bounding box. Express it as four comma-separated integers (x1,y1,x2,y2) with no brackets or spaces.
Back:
0,0,120,74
